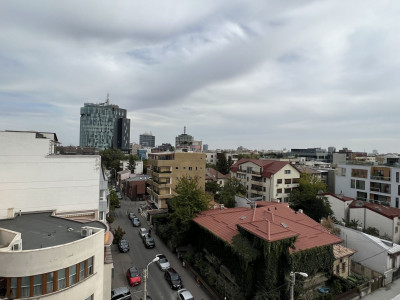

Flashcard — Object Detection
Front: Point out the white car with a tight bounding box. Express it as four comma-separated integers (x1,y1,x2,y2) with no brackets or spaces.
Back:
156,254,170,271
177,289,194,300
139,228,148,238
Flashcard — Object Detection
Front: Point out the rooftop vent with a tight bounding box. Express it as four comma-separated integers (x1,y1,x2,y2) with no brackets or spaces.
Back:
281,223,288,228
240,216,247,220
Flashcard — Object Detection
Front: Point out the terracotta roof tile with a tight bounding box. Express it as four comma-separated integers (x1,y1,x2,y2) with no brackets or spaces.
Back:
333,244,357,259
193,203,342,252
349,200,400,220
230,159,290,178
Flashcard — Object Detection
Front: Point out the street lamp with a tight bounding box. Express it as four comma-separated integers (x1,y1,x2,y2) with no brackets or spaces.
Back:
143,256,160,300
289,271,308,300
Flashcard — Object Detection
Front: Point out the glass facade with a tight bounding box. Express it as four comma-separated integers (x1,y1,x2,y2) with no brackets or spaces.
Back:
79,102,130,152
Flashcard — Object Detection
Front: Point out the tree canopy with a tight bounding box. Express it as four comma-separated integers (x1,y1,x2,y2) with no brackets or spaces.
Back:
289,173,332,222
127,154,139,173
100,148,126,171
218,178,247,208
167,176,210,246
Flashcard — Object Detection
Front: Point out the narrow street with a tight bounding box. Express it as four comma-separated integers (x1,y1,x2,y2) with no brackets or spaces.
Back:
110,194,212,300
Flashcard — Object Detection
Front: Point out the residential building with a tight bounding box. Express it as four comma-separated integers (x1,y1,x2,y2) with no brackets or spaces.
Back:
126,175,151,201
79,96,130,152
147,152,206,209
205,168,229,188
348,200,400,243
192,202,342,299
337,225,400,285
151,143,173,153
335,162,400,208
290,147,332,162
0,212,113,299
120,160,143,175
333,244,356,279
230,159,301,202
175,127,202,152
139,132,155,148
205,151,217,165
323,193,354,223
0,131,107,222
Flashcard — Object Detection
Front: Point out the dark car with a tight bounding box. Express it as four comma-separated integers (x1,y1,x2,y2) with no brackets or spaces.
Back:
164,267,183,289
111,287,132,300
126,267,142,286
142,234,155,248
118,239,130,253
132,218,141,227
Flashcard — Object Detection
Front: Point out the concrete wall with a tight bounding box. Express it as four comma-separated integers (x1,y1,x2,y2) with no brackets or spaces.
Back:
326,194,351,222
0,228,106,300
0,132,101,219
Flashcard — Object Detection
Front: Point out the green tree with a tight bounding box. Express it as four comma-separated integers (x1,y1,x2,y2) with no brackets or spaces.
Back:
237,153,260,160
112,226,126,244
168,176,210,246
216,153,229,174
205,180,221,195
109,188,120,211
218,178,247,208
289,173,332,222
127,154,139,173
100,148,126,171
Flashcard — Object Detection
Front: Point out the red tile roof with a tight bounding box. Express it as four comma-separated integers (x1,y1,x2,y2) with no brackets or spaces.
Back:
193,202,342,252
349,200,400,220
230,159,290,178
206,168,229,182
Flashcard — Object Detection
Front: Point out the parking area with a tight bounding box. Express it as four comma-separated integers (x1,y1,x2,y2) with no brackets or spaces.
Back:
110,193,212,300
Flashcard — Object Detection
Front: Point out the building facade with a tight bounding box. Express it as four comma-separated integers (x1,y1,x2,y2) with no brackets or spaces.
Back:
0,213,112,300
175,127,202,152
139,133,155,148
335,163,400,208
147,152,206,209
79,98,130,152
0,131,107,222
230,159,301,202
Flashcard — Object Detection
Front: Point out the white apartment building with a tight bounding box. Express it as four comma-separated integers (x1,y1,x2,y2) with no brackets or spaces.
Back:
324,193,354,223
0,212,113,299
0,131,108,221
230,159,301,202
335,163,400,208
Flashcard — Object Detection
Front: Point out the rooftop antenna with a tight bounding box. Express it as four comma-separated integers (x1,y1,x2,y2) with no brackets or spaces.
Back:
106,93,110,105
184,126,186,134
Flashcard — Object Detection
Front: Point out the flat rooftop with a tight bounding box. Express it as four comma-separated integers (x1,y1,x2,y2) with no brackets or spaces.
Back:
0,212,106,250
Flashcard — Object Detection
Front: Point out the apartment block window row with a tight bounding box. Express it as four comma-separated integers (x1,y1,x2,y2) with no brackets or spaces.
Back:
0,257,93,299
351,169,368,179
350,179,365,190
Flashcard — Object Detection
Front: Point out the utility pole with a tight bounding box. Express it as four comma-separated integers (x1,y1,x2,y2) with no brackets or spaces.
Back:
289,271,308,300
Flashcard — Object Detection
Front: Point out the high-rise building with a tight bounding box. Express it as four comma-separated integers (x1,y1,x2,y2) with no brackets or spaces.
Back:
79,95,130,152
139,132,155,147
175,126,202,152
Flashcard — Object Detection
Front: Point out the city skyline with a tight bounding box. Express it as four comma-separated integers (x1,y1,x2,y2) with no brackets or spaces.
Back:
1,1,400,153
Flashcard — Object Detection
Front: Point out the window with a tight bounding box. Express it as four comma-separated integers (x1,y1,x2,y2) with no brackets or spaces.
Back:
85,295,94,300
284,188,291,193
277,179,282,184
336,265,340,274
396,226,399,233
88,257,93,275
277,189,282,193
189,167,192,171
46,272,54,293
351,179,355,189
10,278,17,299
79,262,85,280
69,265,77,285
285,179,291,184
21,276,30,298
342,262,346,272
356,180,365,190
285,170,291,174
397,172,399,183
58,269,66,290
175,167,178,169
351,169,368,178
33,275,42,296
397,198,399,209
247,167,252,173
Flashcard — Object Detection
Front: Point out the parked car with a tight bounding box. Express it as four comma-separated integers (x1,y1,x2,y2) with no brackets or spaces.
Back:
164,267,183,289
132,218,141,227
139,227,148,237
111,287,132,300
129,212,136,220
118,239,130,253
142,234,155,248
156,254,170,271
126,267,142,286
177,289,194,300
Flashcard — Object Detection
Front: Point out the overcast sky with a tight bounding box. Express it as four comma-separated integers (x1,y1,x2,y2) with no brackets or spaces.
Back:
1,1,399,153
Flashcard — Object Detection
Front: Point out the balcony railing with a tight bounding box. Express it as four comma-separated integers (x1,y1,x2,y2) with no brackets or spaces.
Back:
370,175,391,181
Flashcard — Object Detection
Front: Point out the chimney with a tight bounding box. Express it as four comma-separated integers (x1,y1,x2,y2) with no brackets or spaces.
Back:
220,204,224,209
252,205,257,221
213,204,217,210
298,209,303,213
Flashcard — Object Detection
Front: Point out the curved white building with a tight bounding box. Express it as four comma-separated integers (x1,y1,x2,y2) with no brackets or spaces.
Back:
0,212,113,299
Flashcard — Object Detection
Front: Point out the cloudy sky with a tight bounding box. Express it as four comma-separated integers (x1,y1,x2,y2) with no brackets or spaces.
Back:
1,1,399,153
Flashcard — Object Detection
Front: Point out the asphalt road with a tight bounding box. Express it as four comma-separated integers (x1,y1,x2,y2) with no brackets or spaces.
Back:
110,195,212,300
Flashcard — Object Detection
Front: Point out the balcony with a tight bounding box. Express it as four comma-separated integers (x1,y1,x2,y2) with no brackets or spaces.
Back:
370,175,391,182
251,185,263,192
251,180,263,186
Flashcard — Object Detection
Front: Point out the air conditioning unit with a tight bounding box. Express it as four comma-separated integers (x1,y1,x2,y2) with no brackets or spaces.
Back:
81,227,93,237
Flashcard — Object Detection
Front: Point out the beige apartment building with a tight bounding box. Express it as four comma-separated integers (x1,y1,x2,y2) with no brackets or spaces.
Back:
147,152,206,209
230,159,301,202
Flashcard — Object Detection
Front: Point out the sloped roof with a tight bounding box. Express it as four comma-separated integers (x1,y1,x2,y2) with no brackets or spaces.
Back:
349,200,400,220
333,244,356,259
193,202,342,252
230,159,290,178
206,168,229,182
323,193,354,202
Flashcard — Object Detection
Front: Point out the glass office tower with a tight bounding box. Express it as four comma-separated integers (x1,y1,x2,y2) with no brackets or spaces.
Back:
79,101,130,152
